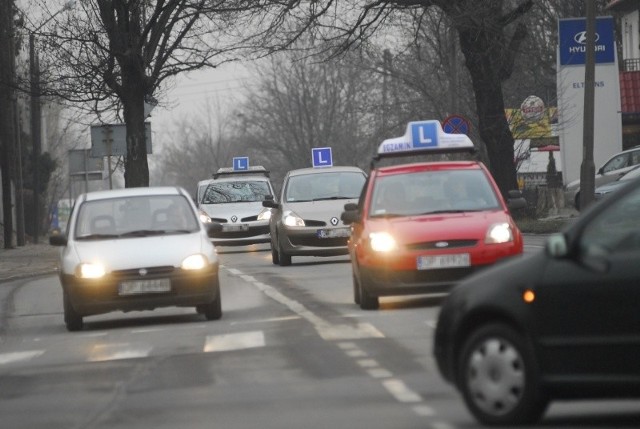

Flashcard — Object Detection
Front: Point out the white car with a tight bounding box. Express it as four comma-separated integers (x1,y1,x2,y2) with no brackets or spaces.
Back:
50,186,223,331
198,166,276,246
565,145,640,210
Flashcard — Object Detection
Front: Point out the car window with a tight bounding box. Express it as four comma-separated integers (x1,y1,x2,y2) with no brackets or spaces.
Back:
602,153,630,173
369,169,500,217
202,180,272,204
581,185,640,253
75,195,199,238
284,172,366,202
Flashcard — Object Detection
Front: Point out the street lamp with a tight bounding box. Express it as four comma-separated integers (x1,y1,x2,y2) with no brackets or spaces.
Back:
29,0,76,243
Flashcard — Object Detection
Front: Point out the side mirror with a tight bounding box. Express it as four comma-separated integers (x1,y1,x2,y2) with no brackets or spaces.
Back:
506,190,527,211
341,203,360,225
205,222,223,237
50,234,67,246
262,195,279,209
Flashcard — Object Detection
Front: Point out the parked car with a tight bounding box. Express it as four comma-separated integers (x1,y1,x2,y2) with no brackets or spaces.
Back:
434,175,640,425
594,164,640,201
198,166,276,246
50,186,223,331
341,120,526,310
262,166,367,266
565,145,640,210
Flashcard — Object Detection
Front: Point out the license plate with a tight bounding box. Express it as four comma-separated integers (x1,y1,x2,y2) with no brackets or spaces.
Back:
417,253,471,270
317,228,351,238
119,278,171,295
222,224,249,232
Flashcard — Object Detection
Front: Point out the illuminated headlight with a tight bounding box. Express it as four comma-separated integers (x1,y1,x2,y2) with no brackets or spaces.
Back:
76,262,106,279
181,254,208,270
198,209,212,223
369,232,397,252
283,211,305,227
485,223,513,244
257,207,272,221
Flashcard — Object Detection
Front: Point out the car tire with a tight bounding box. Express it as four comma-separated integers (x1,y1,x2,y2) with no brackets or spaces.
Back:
200,290,222,321
359,279,379,310
457,323,548,426
352,273,361,305
278,240,291,266
63,291,83,332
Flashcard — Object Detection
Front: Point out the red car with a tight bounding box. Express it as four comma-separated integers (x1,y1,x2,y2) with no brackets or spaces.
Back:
341,120,526,309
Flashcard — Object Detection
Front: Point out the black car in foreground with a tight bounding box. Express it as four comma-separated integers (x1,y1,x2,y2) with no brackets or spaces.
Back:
434,177,640,425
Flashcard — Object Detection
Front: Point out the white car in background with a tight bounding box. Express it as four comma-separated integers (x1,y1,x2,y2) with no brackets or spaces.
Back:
198,166,276,246
565,145,640,210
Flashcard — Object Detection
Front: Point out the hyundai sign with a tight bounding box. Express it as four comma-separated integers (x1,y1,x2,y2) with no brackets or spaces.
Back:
559,17,615,66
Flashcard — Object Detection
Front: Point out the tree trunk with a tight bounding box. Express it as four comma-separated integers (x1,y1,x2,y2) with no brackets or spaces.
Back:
122,73,149,188
458,29,518,197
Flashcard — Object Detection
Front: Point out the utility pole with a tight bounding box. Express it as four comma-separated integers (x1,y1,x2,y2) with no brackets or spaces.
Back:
579,0,596,211
30,33,42,243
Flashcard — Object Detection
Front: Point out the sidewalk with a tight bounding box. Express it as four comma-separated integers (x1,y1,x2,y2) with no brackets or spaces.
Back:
0,242,59,283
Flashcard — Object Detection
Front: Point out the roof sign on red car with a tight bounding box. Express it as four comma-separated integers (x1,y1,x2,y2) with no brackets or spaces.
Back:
376,120,474,159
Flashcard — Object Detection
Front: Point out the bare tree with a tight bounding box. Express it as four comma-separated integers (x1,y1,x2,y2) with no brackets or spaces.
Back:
25,0,299,188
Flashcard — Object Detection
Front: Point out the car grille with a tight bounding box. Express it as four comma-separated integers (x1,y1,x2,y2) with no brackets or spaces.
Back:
214,225,270,239
242,215,258,222
290,236,348,247
111,266,175,279
210,217,227,223
303,220,326,227
406,239,478,251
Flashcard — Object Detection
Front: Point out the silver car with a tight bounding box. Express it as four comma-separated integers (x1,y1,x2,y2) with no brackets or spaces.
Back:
262,166,367,266
49,186,223,331
198,166,275,246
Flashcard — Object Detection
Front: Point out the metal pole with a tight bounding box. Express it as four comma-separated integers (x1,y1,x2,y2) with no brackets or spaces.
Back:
579,0,596,211
30,33,42,243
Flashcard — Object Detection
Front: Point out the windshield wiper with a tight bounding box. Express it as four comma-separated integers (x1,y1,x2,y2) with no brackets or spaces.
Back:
76,234,119,240
119,229,167,237
370,213,406,218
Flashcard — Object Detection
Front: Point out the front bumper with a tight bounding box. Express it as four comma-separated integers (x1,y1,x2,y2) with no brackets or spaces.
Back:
210,224,271,246
61,264,219,316
279,226,350,257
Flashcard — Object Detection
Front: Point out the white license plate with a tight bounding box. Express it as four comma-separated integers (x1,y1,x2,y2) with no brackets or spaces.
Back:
417,253,471,270
119,278,171,295
222,224,249,232
317,228,351,238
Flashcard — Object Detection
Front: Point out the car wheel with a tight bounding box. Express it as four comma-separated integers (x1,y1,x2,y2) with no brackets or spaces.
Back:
200,291,222,321
359,278,379,310
278,240,291,266
457,323,548,425
63,291,83,332
352,273,361,305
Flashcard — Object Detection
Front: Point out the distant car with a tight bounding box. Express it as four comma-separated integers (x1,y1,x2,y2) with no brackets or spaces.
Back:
50,186,223,331
262,166,367,265
434,175,640,425
594,164,640,201
341,120,526,310
198,166,276,246
565,145,640,210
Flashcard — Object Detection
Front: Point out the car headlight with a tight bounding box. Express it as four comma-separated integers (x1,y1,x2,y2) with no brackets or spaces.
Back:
181,254,209,270
76,262,106,279
198,209,212,223
485,222,513,244
283,211,305,227
369,232,397,252
257,207,272,221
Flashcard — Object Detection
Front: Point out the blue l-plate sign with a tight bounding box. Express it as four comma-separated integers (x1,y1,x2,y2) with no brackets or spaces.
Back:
233,157,249,171
312,147,333,168
410,122,439,149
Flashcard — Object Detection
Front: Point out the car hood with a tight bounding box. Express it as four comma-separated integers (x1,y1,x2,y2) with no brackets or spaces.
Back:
368,210,517,243
285,199,358,226
200,202,266,220
70,233,215,271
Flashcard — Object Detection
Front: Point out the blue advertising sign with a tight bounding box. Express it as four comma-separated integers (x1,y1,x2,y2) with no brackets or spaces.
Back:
559,17,615,66
233,157,249,171
312,147,333,168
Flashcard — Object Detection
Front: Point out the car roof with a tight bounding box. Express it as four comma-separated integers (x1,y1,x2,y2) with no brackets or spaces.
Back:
213,166,270,179
286,166,366,177
209,174,272,183
374,160,483,177
83,186,185,201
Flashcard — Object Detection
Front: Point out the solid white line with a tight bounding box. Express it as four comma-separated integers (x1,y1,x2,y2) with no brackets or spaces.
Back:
88,343,152,362
204,331,265,352
0,350,44,365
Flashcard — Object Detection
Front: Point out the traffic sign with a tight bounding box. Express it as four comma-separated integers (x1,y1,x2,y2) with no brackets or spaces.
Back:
312,147,333,168
90,123,152,157
233,157,249,171
442,115,470,135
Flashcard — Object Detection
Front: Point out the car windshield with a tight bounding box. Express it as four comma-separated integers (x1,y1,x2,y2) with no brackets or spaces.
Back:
74,194,199,239
202,181,271,204
284,172,366,203
369,169,500,217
